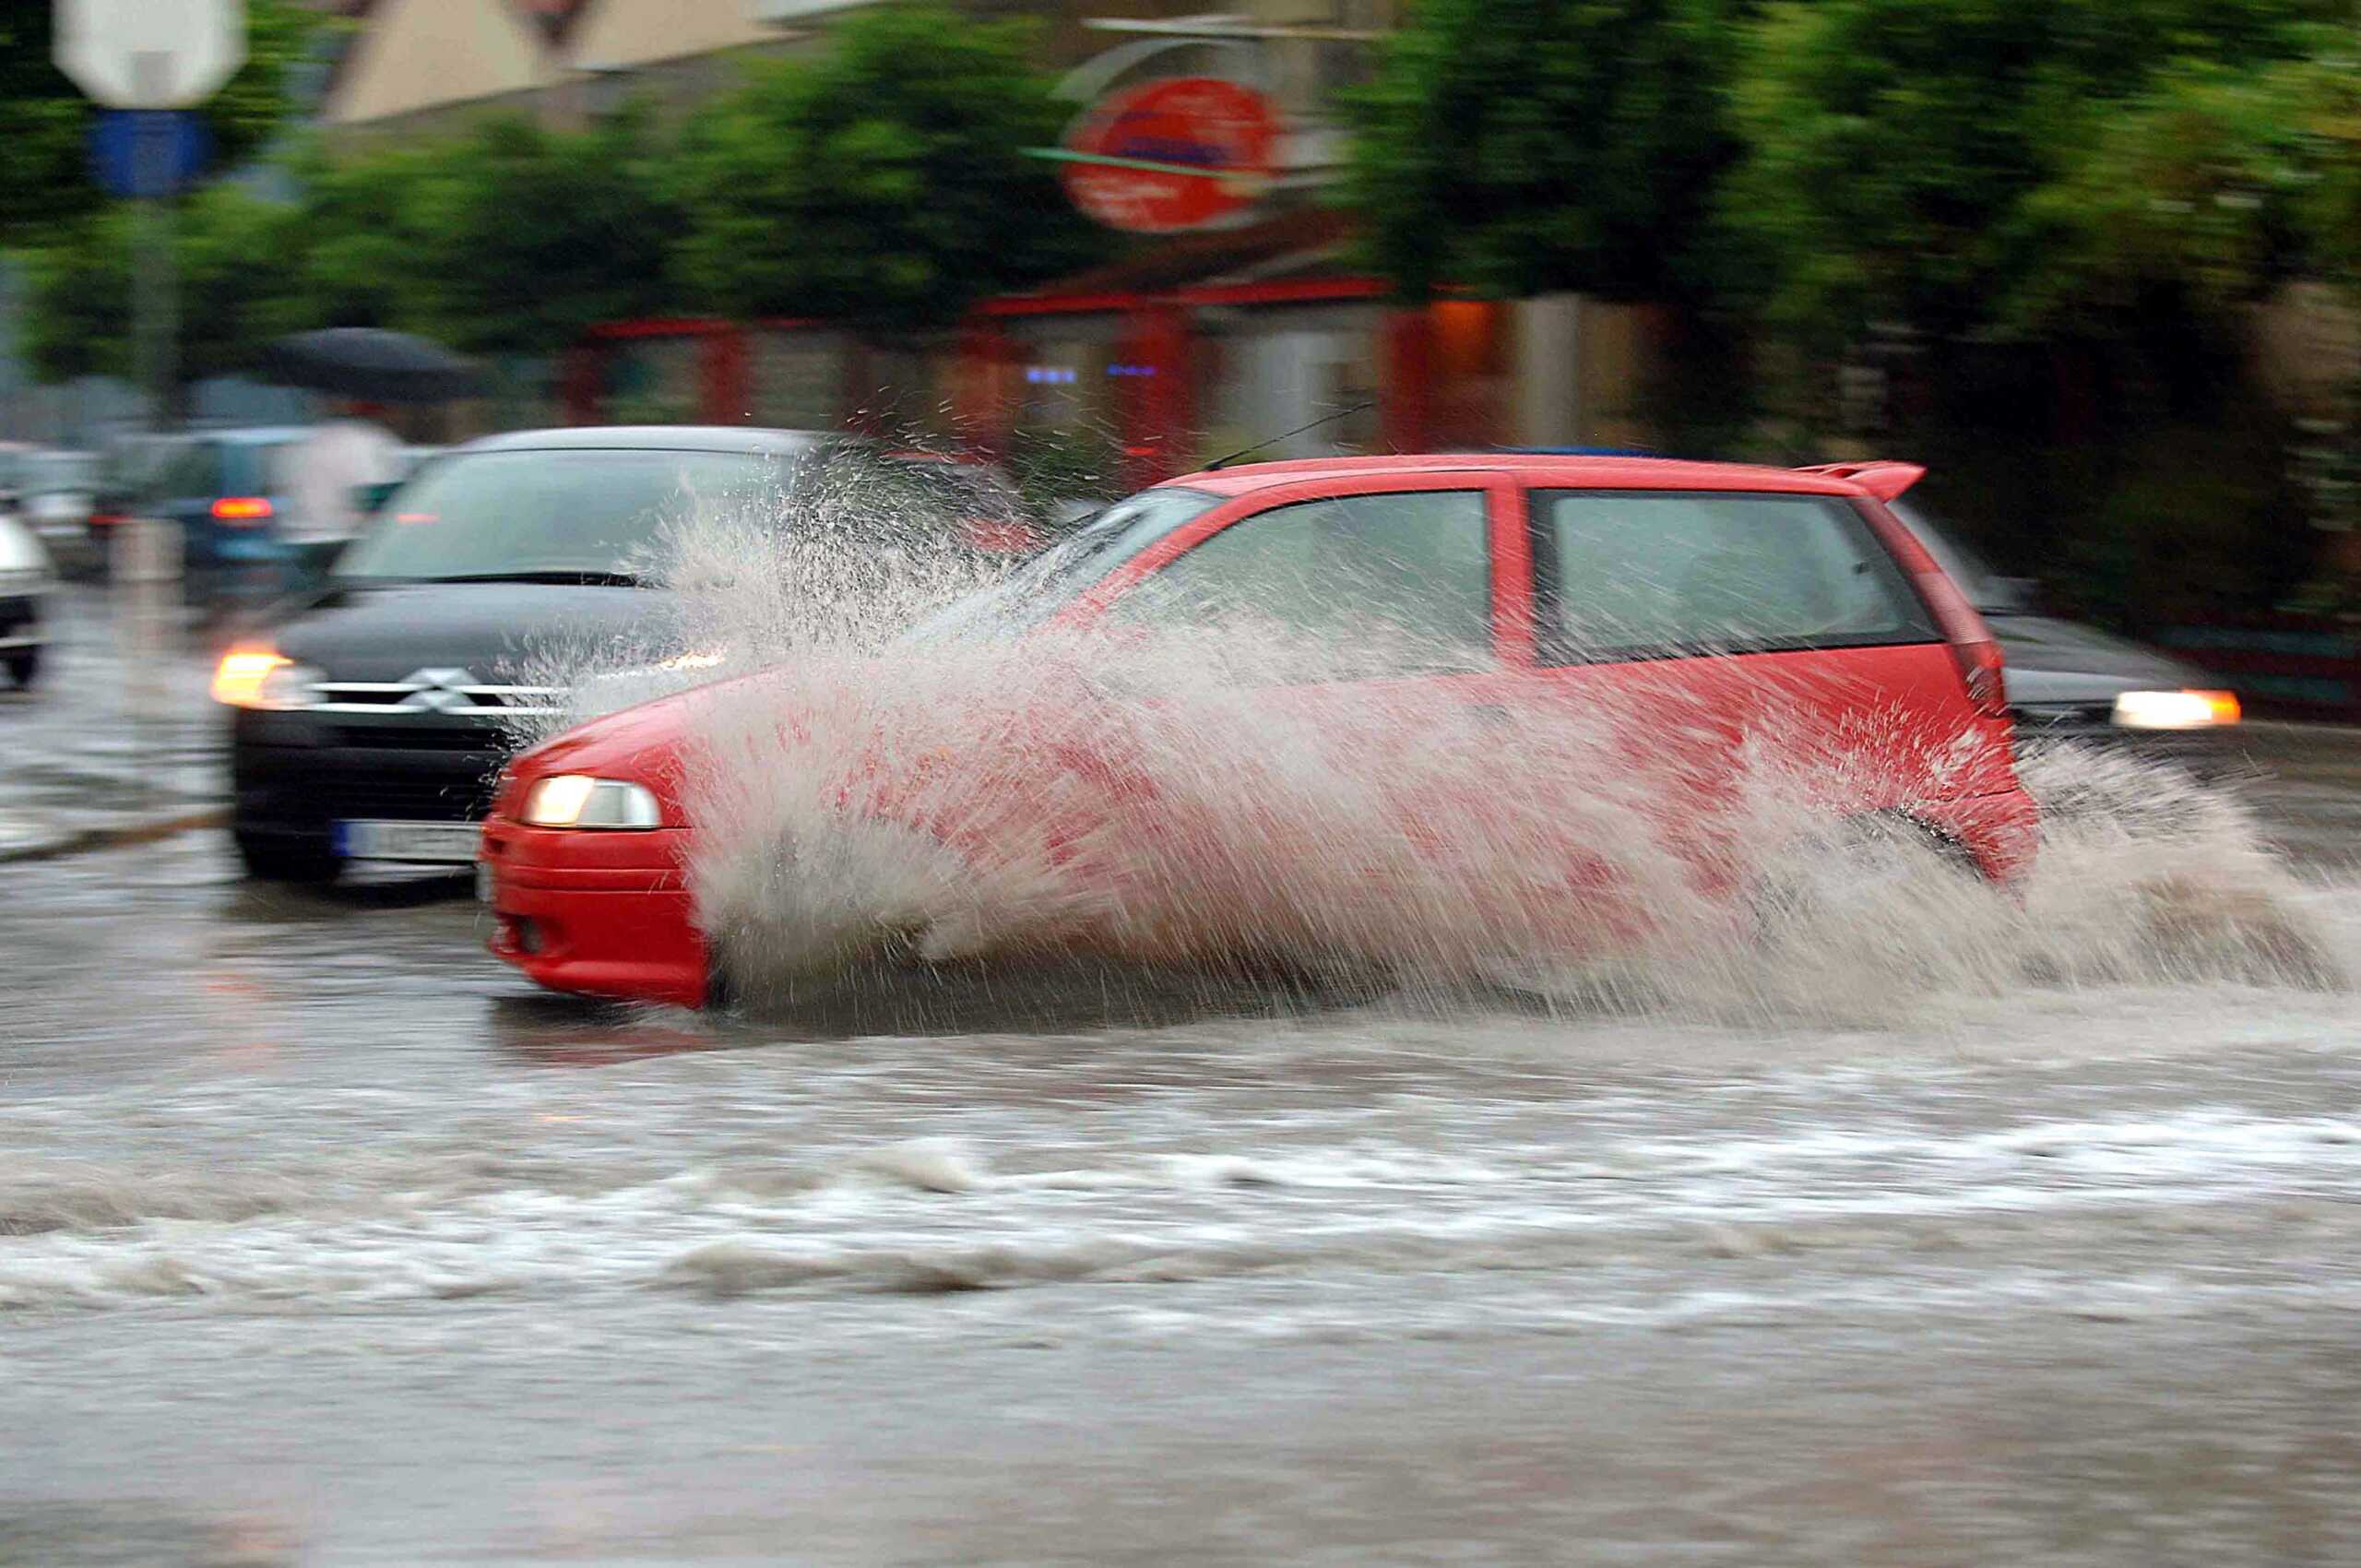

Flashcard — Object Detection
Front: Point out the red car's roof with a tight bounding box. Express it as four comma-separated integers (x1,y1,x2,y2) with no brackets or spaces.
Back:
1168,453,1879,499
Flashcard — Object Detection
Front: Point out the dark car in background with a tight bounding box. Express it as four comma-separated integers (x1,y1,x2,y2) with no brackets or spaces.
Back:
1799,464,2243,752
81,436,163,573
215,426,826,882
109,427,307,616
215,426,1029,885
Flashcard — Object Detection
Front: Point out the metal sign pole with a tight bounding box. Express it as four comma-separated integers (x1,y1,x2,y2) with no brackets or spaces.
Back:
133,104,178,438
128,65,180,777
57,1,244,794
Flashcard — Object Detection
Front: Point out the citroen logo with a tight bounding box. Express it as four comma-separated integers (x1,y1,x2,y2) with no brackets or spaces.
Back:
396,668,481,713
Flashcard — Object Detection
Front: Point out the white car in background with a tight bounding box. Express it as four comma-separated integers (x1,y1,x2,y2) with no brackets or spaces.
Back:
18,448,102,578
0,505,55,688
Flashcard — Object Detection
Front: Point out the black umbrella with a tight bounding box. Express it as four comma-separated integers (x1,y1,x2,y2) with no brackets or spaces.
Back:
265,328,485,402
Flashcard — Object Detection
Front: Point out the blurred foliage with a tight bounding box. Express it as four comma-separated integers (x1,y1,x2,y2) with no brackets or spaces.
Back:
1692,0,2361,617
1345,0,1743,305
20,184,313,389
0,0,322,247
670,3,1104,336
2056,415,2318,628
24,110,678,378
285,134,458,335
2006,53,2345,331
18,1,1092,380
394,112,677,355
1717,1,2356,351
1886,336,2325,629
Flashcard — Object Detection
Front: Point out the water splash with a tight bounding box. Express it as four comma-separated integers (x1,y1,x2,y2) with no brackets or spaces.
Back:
520,478,2348,1027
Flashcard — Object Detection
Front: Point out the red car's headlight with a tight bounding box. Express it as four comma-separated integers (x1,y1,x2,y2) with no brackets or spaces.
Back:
520,775,662,829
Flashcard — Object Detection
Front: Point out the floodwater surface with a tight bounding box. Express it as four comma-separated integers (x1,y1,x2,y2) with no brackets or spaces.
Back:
5,491,2357,1562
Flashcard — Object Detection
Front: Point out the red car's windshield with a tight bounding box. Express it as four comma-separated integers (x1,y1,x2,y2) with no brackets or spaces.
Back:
904,484,1222,640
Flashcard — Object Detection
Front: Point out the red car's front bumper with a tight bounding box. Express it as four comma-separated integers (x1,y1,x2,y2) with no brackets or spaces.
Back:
479,777,2040,1012
481,818,707,1008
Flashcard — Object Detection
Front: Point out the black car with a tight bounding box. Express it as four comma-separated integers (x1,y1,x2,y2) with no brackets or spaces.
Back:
1789,461,2242,751
215,426,836,883
1884,498,2242,752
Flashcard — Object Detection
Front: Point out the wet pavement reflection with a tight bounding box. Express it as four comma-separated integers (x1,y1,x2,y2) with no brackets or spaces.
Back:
3,731,2358,1563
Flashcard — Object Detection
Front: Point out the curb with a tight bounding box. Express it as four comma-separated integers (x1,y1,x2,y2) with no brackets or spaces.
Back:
0,806,230,866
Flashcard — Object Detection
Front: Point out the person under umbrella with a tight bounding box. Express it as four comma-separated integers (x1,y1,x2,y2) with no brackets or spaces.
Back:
263,329,481,590
280,399,403,586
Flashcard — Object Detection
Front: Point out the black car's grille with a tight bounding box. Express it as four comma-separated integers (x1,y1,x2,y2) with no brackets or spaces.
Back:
316,771,501,823
234,731,506,827
308,680,564,717
329,724,510,753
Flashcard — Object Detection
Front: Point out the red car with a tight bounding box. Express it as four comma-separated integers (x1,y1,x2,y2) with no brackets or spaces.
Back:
482,454,2036,1008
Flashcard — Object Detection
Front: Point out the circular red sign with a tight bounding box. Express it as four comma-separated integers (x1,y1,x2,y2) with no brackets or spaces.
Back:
1060,77,1281,234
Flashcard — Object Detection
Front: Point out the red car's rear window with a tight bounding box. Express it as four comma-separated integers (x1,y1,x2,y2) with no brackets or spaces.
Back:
1531,489,1940,663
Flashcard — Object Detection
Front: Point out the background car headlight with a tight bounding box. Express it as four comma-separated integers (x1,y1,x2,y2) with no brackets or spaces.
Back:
210,649,325,709
521,775,663,829
2112,689,2241,731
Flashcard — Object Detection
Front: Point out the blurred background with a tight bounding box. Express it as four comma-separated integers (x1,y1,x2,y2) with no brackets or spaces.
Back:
0,0,2356,679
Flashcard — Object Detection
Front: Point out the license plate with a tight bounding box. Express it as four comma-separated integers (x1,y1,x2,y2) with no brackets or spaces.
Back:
335,819,482,865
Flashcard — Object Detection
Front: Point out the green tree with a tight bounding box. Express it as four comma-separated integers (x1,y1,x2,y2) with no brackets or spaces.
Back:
2006,55,2336,331
22,106,681,398
0,0,322,246
671,3,1102,336
284,133,464,335
1344,0,1744,305
404,110,679,354
1717,0,2353,353
1711,2,2361,621
20,184,311,389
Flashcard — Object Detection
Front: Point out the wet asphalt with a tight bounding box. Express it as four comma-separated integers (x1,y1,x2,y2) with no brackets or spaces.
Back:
3,597,2359,1566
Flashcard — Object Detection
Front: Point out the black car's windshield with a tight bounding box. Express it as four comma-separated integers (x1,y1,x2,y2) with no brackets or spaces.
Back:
903,485,1224,641
337,448,787,583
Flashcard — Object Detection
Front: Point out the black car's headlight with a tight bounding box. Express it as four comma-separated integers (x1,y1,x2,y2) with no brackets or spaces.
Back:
2111,690,2241,730
521,776,663,829
210,647,324,709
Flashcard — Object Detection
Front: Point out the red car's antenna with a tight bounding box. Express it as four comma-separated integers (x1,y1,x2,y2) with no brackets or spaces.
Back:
1204,400,1378,471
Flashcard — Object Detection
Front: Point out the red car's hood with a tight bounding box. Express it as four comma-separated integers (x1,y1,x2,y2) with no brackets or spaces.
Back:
503,677,744,823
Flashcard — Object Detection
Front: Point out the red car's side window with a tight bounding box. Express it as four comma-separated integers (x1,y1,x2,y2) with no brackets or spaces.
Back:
1106,489,1494,677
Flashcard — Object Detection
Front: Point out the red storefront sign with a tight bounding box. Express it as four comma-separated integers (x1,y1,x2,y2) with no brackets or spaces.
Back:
1059,77,1281,234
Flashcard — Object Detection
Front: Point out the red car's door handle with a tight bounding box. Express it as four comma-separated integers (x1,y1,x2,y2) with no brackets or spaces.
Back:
1465,704,1513,727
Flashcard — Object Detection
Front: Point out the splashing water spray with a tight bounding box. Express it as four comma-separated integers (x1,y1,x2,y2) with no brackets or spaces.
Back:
510,452,2349,1028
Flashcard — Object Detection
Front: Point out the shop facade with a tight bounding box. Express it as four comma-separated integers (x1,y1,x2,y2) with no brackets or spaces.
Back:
564,279,1653,487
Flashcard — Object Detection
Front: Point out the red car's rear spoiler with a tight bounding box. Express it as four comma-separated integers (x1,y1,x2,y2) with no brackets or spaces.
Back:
1794,461,1927,503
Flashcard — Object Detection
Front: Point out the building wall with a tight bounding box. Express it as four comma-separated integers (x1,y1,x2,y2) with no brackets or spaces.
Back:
322,0,562,131
321,0,1230,143
568,0,777,69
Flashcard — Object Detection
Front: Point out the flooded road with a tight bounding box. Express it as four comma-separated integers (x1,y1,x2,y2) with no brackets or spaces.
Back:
4,729,2358,1565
